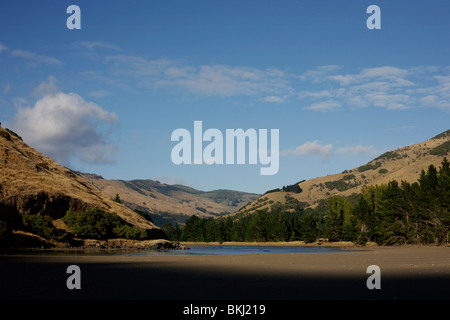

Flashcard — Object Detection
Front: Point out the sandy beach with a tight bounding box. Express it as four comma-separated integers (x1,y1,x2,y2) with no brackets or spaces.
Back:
0,245,449,301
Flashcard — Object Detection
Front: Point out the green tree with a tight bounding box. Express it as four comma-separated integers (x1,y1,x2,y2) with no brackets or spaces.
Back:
113,194,122,203
299,213,318,243
325,196,352,241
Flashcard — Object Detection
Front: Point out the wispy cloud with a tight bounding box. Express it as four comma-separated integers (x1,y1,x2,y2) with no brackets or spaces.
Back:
77,41,119,51
298,65,450,112
386,125,416,131
282,141,390,161
72,49,450,112
281,141,333,161
96,54,291,97
10,49,62,66
0,43,8,53
88,90,111,98
261,95,285,103
304,100,341,112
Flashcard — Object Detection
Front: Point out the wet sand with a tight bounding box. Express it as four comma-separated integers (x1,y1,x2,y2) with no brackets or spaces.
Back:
0,246,449,301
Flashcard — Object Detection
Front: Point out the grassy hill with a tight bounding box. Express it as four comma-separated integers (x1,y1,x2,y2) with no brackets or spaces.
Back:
235,129,450,217
0,127,165,248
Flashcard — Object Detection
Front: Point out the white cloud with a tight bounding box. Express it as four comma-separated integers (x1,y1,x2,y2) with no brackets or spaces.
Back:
88,90,111,98
281,141,333,161
261,95,284,103
0,43,8,53
3,84,11,94
14,82,118,165
304,100,341,112
83,54,450,112
78,41,119,51
387,125,416,131
298,65,342,82
102,55,289,97
296,65,450,111
11,49,62,66
328,66,411,86
32,75,59,97
336,145,375,156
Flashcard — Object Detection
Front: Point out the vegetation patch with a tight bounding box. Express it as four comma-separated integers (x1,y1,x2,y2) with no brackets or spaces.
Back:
62,209,148,240
325,176,361,192
36,162,50,171
358,161,382,172
264,188,281,195
432,129,450,140
21,214,65,241
166,158,450,246
0,130,11,140
429,140,450,156
375,151,402,161
264,180,304,194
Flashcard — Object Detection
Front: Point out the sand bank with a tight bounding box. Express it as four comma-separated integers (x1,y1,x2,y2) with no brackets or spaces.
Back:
0,245,448,300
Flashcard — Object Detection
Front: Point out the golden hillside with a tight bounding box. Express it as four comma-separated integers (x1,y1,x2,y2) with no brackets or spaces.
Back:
76,172,259,225
235,129,450,216
0,127,164,239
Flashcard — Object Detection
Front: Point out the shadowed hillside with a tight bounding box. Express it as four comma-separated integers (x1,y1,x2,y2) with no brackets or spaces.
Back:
0,127,165,248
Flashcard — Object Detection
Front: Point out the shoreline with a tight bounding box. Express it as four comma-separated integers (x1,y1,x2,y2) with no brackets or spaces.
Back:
0,245,449,300
2,238,448,254
180,240,372,247
180,240,450,249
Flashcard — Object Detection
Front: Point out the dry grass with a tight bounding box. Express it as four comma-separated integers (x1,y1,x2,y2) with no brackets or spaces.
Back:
237,131,450,215
0,127,161,234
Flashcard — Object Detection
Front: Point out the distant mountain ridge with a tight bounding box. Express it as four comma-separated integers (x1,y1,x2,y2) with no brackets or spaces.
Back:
235,129,450,217
75,172,260,226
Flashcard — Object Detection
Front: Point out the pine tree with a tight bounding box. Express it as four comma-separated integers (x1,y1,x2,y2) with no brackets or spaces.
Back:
113,194,122,203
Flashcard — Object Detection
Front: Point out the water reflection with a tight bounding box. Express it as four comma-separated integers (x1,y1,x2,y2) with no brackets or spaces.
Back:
118,245,349,256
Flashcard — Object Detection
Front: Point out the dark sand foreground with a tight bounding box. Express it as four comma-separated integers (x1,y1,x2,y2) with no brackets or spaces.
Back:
0,246,449,301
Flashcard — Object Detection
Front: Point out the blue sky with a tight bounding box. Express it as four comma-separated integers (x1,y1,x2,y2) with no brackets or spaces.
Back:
1,0,449,194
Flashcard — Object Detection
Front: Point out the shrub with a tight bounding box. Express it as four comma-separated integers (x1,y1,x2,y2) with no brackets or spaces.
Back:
134,209,154,223
264,188,281,195
21,214,63,240
375,151,401,161
0,130,11,140
378,168,389,174
429,141,450,156
5,128,22,140
0,221,12,244
325,176,361,192
282,181,304,193
62,209,148,240
358,162,382,172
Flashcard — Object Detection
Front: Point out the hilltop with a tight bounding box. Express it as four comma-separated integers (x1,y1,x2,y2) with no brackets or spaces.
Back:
0,127,166,248
75,172,259,226
235,129,450,216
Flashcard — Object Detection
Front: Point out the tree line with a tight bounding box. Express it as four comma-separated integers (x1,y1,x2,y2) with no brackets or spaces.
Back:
163,158,450,245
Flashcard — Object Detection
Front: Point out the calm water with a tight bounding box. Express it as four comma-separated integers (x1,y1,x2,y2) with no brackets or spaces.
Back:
116,245,348,256
15,245,351,256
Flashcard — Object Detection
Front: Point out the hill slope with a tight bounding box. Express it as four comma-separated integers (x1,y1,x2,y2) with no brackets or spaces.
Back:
0,127,165,245
75,172,259,226
236,129,450,216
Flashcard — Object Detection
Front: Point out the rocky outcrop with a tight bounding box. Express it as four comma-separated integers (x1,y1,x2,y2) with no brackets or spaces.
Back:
80,239,188,250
